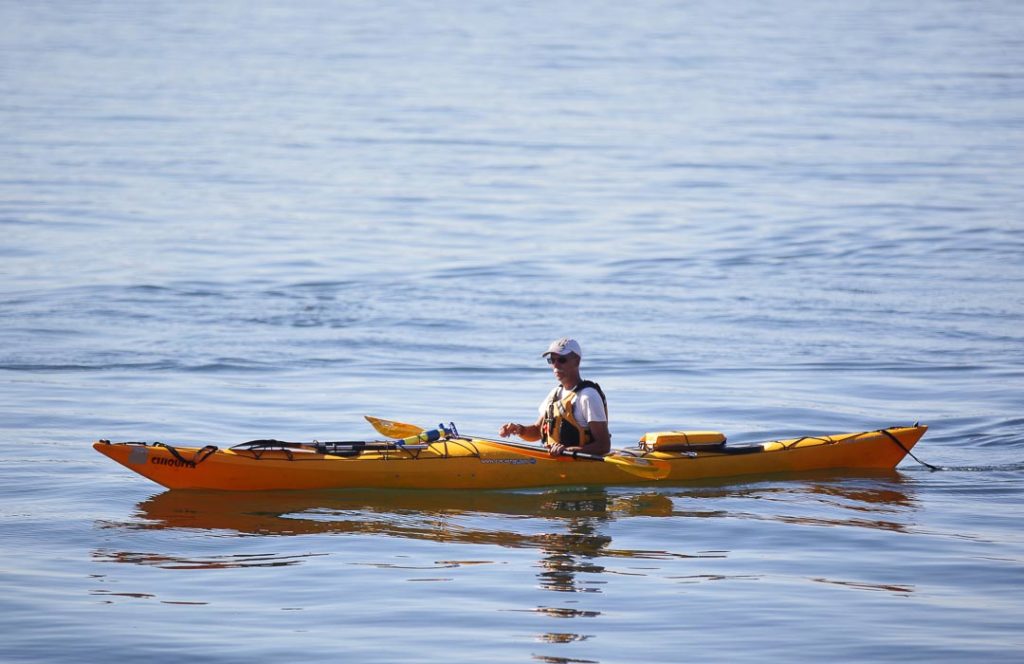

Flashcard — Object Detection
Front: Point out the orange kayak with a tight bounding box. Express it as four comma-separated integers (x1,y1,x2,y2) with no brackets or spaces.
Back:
93,424,927,491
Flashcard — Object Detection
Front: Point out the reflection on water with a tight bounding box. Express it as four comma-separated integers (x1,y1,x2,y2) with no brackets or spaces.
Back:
90,589,210,606
92,549,326,569
95,476,920,603
82,478,932,661
510,607,602,619
539,633,593,643
532,654,600,664
667,573,760,584
811,577,914,596
536,495,611,594
113,473,918,539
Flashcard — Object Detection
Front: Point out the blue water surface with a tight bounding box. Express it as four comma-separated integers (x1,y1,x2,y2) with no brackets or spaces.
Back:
2,1,1023,662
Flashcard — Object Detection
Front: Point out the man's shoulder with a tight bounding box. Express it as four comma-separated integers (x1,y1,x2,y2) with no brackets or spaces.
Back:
576,385,605,406
576,384,608,421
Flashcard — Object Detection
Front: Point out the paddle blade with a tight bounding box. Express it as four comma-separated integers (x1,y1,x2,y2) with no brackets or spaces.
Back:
604,455,672,480
365,416,425,438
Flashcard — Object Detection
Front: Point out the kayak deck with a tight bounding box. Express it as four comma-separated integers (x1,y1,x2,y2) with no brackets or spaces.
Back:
93,424,927,491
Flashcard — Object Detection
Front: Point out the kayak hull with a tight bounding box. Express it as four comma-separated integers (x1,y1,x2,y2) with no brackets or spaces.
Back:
93,425,927,491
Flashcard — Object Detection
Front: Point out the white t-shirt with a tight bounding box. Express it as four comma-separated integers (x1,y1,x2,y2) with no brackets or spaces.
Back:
538,384,608,429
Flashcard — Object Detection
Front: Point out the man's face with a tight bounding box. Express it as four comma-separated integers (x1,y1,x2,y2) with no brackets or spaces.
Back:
547,353,580,382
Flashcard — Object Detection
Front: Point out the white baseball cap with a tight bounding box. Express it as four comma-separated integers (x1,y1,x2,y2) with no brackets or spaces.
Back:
542,337,582,358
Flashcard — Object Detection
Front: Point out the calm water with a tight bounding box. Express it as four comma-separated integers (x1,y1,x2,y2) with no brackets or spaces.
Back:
2,1,1023,661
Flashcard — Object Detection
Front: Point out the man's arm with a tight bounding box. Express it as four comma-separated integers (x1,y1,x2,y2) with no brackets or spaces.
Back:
578,420,611,455
499,415,545,442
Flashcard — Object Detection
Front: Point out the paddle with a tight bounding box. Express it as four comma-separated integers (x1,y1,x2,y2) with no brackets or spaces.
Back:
364,416,670,480
365,416,431,439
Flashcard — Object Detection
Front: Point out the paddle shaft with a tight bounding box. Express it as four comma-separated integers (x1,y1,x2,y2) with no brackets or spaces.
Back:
458,433,604,461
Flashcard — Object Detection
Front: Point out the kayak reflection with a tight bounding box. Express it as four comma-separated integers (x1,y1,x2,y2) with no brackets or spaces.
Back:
123,472,917,544
120,487,688,593
100,475,919,594
129,487,639,541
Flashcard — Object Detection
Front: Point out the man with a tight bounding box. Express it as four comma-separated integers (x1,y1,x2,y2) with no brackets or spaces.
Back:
499,338,610,457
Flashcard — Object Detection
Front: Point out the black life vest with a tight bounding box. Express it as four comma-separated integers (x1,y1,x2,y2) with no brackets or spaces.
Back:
542,380,608,447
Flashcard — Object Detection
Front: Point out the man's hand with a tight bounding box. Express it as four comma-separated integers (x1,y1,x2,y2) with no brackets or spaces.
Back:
499,423,524,438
